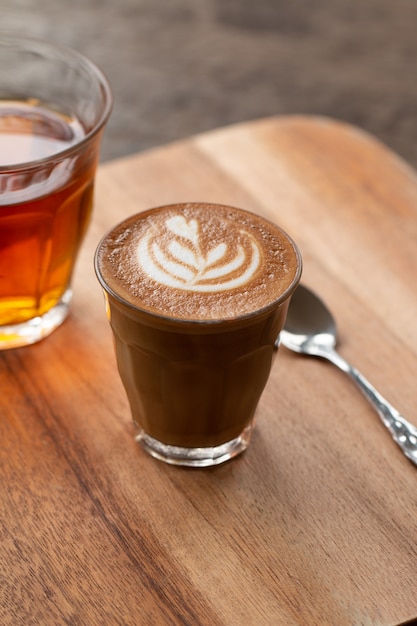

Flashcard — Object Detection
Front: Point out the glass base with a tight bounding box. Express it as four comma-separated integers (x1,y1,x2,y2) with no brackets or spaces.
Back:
0,289,72,350
135,422,254,468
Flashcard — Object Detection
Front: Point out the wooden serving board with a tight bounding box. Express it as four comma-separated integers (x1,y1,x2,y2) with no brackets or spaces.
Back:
1,116,417,625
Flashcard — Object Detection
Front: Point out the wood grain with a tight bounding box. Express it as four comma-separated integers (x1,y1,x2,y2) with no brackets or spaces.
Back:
1,116,417,625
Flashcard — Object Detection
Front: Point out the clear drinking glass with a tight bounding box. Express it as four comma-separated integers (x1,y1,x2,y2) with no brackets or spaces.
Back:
0,34,112,348
95,203,302,467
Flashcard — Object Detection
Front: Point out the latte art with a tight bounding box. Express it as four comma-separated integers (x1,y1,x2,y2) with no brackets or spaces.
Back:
96,203,301,320
137,215,261,292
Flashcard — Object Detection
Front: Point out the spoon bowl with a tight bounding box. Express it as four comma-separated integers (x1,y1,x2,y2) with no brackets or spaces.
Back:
280,284,417,467
280,285,337,355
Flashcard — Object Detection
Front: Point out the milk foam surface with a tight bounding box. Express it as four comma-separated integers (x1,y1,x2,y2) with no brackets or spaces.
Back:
97,203,301,320
137,213,261,292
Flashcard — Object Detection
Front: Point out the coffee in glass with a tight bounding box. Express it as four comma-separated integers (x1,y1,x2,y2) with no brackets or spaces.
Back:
95,202,302,467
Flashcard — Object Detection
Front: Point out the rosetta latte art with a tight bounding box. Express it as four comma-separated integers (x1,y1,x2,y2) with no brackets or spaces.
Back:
137,215,261,292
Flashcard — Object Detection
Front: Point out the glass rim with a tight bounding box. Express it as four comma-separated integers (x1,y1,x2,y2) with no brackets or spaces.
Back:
0,32,113,172
94,203,303,328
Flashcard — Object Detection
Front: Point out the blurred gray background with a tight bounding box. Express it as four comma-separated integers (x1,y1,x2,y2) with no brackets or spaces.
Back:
4,0,417,166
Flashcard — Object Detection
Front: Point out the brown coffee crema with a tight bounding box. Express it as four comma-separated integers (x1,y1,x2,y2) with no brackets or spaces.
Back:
97,203,301,321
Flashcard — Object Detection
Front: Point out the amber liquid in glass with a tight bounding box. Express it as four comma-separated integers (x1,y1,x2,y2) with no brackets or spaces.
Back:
0,100,98,326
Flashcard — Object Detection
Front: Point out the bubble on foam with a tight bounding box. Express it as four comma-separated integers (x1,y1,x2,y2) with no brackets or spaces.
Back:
137,214,261,293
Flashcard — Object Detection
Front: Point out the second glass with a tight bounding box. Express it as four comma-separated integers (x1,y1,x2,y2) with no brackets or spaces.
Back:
0,35,112,349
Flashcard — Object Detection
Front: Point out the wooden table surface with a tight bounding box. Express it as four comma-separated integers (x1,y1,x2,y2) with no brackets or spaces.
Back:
2,116,417,626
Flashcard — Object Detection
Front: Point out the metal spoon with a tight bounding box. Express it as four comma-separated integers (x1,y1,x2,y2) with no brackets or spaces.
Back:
280,284,417,466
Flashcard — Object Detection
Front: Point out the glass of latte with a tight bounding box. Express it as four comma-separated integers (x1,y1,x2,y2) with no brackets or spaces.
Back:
95,203,302,467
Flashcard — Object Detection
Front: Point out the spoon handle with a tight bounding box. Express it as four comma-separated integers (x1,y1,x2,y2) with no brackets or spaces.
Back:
324,347,417,466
